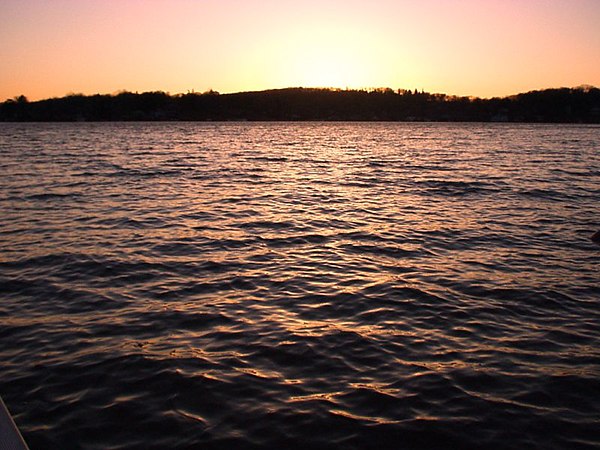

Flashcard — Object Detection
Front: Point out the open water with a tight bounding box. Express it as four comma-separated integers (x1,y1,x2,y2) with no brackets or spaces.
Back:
1,122,599,450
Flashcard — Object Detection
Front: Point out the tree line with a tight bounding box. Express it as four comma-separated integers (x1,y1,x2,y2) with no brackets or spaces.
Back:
1,86,599,123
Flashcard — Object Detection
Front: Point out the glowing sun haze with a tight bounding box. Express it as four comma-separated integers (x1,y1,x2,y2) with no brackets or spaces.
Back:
1,0,599,101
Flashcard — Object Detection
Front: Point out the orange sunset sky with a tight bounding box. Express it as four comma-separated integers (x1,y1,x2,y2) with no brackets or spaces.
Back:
1,0,599,101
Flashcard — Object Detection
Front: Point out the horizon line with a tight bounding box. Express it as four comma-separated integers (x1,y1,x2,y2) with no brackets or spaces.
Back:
5,84,599,104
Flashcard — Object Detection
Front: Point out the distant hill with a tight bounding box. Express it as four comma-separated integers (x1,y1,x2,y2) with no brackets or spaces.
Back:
1,86,599,123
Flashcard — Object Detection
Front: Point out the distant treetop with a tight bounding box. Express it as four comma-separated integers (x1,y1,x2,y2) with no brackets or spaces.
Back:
1,86,598,123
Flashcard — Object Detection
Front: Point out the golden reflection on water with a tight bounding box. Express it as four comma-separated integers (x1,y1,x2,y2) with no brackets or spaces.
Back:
329,408,400,425
2,123,599,450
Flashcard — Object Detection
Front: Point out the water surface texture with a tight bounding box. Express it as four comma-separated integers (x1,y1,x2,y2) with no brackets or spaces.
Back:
1,122,599,449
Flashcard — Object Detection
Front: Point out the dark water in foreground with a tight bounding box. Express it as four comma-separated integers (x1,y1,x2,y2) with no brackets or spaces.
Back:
1,122,599,450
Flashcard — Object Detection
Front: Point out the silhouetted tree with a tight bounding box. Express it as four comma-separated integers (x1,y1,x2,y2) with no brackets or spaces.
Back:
1,86,599,123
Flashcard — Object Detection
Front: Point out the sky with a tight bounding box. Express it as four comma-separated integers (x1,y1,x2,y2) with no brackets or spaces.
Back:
1,0,599,101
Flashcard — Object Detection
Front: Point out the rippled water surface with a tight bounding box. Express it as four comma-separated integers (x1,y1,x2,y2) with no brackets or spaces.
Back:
1,122,599,450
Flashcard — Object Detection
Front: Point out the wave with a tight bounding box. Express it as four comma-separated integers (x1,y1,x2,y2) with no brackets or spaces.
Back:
1,122,599,450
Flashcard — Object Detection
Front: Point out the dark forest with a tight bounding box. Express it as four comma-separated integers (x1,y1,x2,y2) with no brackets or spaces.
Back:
2,86,599,123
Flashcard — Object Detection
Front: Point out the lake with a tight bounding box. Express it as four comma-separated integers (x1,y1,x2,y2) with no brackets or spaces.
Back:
1,122,599,449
